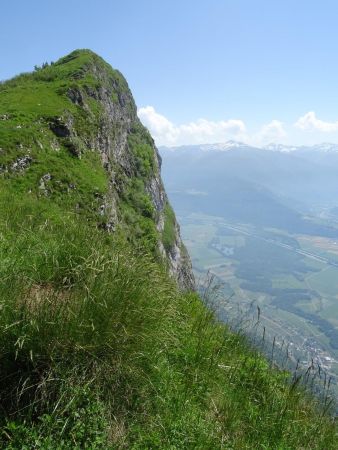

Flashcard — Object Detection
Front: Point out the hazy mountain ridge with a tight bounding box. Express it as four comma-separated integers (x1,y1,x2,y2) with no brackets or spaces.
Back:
160,141,338,235
164,140,338,154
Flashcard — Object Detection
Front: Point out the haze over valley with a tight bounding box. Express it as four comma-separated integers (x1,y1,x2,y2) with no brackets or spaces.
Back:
161,141,338,397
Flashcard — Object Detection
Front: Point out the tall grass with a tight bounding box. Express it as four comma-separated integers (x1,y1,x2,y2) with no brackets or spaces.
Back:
0,193,337,448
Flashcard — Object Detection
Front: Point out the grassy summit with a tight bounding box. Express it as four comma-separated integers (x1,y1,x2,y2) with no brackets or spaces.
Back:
0,49,190,271
0,50,337,448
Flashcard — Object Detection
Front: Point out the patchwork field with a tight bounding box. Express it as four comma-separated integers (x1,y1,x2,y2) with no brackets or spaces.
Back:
299,235,338,256
178,212,338,399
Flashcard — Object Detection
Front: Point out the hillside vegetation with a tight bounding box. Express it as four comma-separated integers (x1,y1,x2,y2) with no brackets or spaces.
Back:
0,50,337,449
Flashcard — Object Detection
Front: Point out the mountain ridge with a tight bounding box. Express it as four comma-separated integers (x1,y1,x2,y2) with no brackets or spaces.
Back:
0,50,337,448
160,140,338,153
160,141,338,218
0,49,194,289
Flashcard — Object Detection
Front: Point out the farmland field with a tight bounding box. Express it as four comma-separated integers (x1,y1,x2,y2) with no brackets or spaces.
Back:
178,212,338,398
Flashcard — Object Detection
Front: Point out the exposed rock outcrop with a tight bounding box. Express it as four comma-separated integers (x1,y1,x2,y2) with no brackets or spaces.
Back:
48,50,195,290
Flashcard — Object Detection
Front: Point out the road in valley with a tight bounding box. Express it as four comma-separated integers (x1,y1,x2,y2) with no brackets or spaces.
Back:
216,221,338,267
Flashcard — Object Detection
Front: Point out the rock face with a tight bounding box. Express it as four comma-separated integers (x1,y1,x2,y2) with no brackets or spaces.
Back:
5,50,194,289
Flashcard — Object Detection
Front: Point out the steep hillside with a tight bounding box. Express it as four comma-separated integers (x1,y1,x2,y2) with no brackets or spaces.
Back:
0,51,337,449
0,49,193,289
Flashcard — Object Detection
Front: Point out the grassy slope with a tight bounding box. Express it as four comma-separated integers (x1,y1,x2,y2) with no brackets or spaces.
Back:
0,49,170,256
0,51,337,449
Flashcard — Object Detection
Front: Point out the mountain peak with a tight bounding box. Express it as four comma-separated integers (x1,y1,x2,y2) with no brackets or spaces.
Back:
263,143,299,152
199,140,252,151
0,50,194,290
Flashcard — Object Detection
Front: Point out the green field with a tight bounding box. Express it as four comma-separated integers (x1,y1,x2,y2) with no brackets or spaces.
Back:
180,212,338,399
306,266,338,297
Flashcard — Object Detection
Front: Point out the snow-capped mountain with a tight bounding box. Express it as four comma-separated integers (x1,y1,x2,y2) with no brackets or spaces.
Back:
198,140,252,151
164,141,338,154
264,142,338,153
263,143,299,152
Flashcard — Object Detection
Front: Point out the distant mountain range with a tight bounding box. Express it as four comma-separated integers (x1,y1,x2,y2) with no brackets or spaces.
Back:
160,142,338,236
263,143,338,153
163,141,338,154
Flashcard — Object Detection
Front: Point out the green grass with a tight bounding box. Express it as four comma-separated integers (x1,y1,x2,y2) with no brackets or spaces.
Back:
0,50,337,448
162,203,177,252
0,49,175,256
0,192,337,449
307,266,338,297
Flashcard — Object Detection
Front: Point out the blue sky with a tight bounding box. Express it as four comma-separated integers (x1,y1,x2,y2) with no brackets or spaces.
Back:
2,0,338,146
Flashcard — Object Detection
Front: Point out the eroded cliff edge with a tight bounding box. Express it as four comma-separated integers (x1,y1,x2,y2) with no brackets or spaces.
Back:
0,49,194,289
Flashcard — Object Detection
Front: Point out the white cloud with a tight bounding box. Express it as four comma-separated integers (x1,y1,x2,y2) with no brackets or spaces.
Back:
137,106,176,144
138,106,246,146
294,111,338,132
138,106,289,147
253,120,286,145
138,107,338,148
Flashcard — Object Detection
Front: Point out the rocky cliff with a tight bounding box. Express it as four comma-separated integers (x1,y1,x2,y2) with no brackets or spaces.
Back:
1,51,337,450
0,49,194,289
